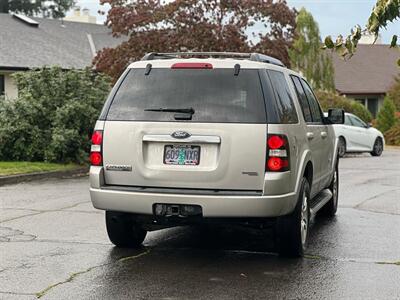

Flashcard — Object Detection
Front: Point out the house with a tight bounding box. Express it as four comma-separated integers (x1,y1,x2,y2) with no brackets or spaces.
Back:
64,6,97,24
332,44,399,117
0,13,122,99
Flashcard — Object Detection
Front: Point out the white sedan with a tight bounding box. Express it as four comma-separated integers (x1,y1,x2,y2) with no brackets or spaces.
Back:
325,112,385,157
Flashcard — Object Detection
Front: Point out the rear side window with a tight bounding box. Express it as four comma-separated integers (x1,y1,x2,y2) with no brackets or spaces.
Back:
290,75,312,123
267,70,298,124
106,68,266,123
300,79,323,123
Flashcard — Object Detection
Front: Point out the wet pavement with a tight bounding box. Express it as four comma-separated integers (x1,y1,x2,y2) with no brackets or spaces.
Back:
1,150,399,299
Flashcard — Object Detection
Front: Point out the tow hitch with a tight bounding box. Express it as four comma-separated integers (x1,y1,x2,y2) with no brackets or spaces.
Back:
154,204,203,217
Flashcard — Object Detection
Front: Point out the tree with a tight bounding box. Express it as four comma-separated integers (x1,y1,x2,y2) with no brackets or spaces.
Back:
377,97,396,133
0,67,111,163
0,0,75,18
323,0,399,63
316,90,373,123
289,8,335,91
387,75,400,111
95,0,296,81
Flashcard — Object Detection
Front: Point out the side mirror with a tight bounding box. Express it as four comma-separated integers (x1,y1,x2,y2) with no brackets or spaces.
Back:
367,123,372,128
326,108,345,124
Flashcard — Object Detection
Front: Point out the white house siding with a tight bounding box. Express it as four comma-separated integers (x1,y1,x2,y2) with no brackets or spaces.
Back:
0,71,18,99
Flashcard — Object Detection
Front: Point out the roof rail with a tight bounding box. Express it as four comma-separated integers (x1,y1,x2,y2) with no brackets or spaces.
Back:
141,52,286,67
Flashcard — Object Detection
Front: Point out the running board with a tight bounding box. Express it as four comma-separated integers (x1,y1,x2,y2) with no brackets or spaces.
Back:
309,189,332,216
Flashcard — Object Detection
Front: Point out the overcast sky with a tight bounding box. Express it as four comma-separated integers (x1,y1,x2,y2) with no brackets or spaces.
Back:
67,0,399,44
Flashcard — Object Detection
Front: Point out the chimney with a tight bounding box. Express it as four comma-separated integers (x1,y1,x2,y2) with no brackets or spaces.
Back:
73,6,80,17
82,8,90,16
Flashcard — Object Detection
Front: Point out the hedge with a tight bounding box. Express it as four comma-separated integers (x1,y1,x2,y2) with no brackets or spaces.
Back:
0,67,111,163
315,90,373,123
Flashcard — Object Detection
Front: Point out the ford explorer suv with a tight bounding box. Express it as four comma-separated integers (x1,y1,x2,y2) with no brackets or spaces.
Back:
89,52,344,257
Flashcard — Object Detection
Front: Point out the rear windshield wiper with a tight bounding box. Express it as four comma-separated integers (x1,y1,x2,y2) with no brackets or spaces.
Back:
144,107,195,114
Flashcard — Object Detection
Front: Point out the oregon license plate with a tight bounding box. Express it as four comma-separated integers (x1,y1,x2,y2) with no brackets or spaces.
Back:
163,145,200,165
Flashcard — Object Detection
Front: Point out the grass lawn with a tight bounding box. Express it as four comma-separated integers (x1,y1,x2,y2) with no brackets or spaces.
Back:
0,162,82,176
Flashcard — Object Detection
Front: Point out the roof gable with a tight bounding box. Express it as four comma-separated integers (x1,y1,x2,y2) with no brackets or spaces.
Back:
0,13,123,70
333,44,399,95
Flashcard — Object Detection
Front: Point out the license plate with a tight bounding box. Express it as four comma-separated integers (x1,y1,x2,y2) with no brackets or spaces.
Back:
163,145,200,165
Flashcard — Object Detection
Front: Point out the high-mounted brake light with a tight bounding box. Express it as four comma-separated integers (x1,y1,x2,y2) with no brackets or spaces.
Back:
90,130,103,166
171,62,213,69
266,134,290,172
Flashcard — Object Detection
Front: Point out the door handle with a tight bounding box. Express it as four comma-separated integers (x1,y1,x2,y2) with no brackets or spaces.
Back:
321,131,328,138
306,132,314,140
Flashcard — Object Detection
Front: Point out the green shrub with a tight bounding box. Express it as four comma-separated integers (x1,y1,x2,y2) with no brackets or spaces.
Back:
387,75,400,111
376,97,396,133
384,122,400,146
315,90,373,123
0,67,111,163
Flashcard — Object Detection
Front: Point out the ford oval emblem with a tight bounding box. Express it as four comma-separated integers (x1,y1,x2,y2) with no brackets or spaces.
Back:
171,131,191,139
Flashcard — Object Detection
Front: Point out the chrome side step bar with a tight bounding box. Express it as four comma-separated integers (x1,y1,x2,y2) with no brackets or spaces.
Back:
309,189,332,216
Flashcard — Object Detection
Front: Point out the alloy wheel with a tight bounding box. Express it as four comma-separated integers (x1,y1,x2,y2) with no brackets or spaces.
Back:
300,193,309,246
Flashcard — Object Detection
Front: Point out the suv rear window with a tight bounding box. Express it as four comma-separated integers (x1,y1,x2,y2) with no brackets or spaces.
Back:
106,68,266,123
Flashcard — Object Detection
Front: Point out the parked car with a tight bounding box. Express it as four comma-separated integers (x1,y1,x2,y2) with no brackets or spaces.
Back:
324,112,384,157
89,52,344,257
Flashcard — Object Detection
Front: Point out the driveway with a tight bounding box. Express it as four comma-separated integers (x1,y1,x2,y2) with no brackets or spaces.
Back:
1,150,399,299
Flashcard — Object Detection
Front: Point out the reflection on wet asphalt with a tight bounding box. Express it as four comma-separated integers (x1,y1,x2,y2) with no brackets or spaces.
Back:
0,150,399,299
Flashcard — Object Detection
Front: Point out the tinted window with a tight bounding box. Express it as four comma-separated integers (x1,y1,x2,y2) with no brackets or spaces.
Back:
290,75,312,123
267,70,298,124
301,79,322,123
350,115,367,128
107,68,266,123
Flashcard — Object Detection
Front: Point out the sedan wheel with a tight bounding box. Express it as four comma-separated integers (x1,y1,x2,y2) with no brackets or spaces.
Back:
338,138,346,158
371,138,383,157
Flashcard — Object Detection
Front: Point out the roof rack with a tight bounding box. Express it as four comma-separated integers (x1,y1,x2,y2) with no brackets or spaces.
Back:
141,52,286,67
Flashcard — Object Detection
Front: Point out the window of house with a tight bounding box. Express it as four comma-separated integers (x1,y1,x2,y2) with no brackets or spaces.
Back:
367,98,378,117
0,75,4,96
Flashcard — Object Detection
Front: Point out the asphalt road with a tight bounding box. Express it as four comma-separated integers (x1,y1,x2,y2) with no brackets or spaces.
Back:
1,150,399,299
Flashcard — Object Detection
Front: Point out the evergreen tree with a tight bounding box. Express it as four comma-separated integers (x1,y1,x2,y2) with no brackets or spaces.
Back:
377,97,396,133
0,0,75,18
387,75,400,111
289,8,335,91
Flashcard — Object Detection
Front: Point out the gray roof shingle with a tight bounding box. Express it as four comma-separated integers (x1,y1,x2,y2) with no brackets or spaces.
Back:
333,44,399,95
0,13,123,70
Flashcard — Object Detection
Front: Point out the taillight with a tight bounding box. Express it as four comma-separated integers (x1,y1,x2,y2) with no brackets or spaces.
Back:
91,130,103,145
90,130,103,166
266,134,290,172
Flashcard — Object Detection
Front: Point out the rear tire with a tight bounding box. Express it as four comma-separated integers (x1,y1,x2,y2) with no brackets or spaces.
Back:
276,178,310,257
370,138,383,156
106,211,147,248
338,137,346,158
320,161,339,217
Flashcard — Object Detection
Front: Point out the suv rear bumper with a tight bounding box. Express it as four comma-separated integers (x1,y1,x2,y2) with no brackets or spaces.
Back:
90,187,297,218
89,166,297,217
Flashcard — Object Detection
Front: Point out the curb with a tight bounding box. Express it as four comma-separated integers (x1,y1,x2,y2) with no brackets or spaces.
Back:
385,145,400,150
0,167,89,187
